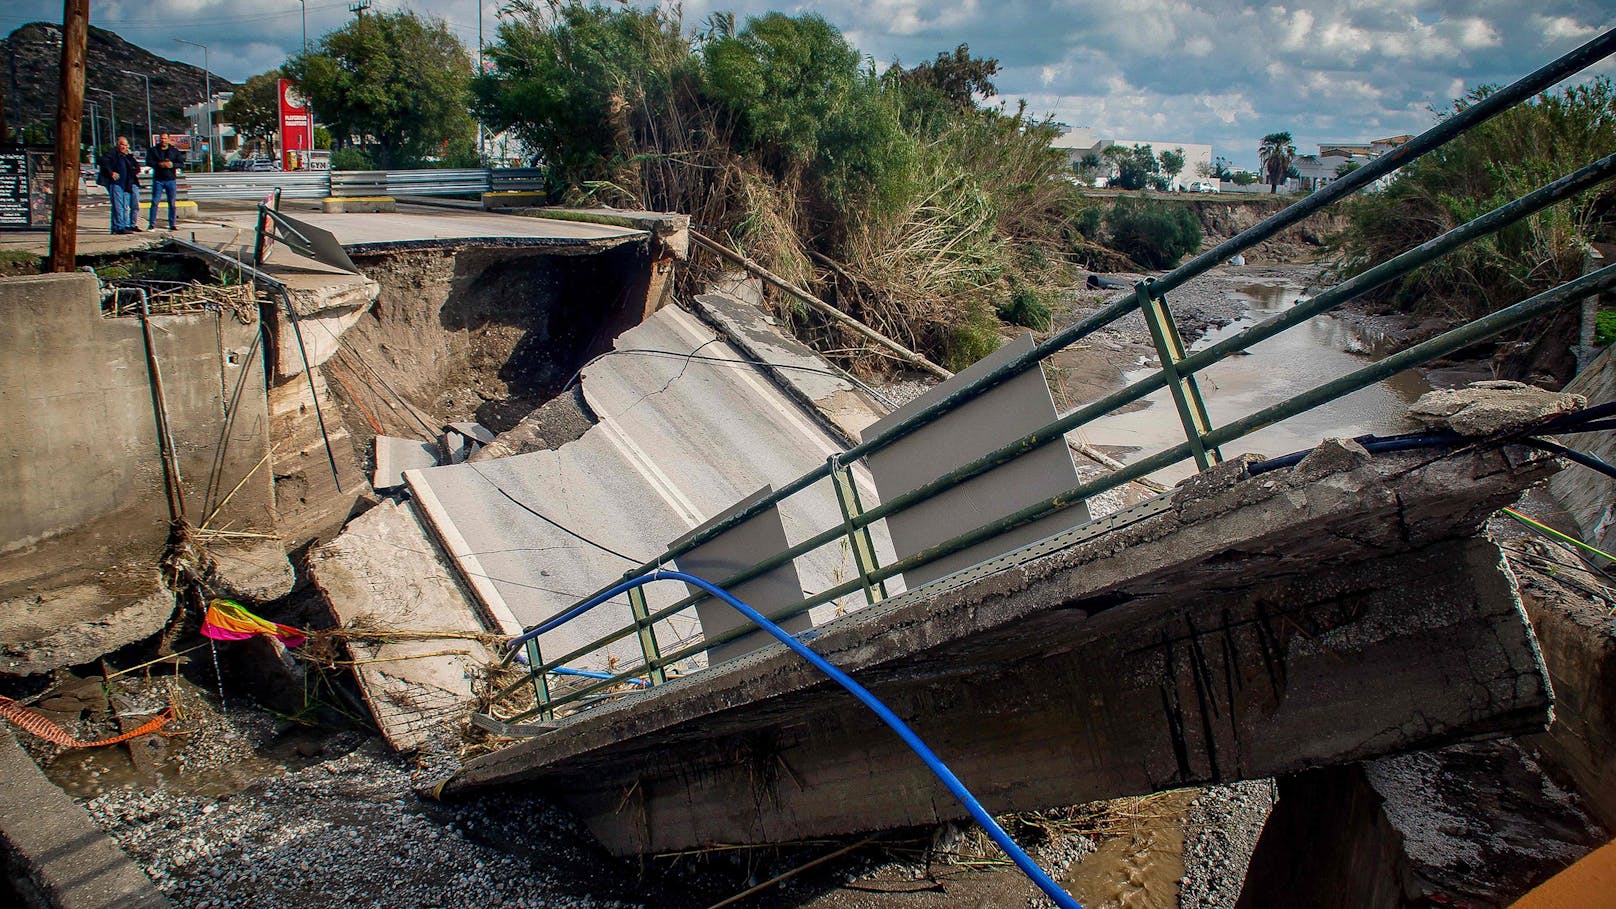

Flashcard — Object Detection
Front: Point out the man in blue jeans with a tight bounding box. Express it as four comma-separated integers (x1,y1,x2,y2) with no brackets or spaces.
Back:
146,133,184,230
95,137,142,234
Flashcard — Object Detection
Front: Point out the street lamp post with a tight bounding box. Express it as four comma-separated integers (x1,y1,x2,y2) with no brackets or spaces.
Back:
86,100,98,154
476,0,483,159
297,0,308,52
121,70,152,147
175,38,213,171
89,87,114,143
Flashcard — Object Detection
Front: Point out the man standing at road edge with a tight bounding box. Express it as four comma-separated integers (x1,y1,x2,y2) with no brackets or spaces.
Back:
96,137,141,234
146,133,183,230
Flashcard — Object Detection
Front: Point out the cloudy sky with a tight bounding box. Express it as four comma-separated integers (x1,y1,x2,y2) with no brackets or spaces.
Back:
6,0,1612,168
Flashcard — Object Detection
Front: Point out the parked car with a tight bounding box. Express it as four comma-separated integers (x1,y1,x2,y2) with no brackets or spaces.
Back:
1188,180,1220,194
246,159,283,172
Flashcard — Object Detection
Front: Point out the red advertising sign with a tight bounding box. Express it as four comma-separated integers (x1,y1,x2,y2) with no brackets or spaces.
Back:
278,79,313,171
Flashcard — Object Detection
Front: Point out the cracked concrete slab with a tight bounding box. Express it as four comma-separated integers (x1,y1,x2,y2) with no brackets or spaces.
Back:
310,499,496,752
407,304,897,674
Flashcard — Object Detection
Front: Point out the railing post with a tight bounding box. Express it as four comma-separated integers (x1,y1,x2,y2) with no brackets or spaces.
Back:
1136,281,1221,470
524,638,552,721
830,456,888,606
626,580,668,686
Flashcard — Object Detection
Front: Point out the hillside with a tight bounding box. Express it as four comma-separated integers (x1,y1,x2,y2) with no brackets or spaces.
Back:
3,21,237,144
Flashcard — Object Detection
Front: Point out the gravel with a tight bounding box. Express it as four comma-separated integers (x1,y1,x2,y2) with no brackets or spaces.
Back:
1177,780,1278,909
84,739,650,909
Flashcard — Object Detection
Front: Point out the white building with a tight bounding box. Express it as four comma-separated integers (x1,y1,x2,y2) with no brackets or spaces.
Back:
182,93,239,162
1053,128,1213,190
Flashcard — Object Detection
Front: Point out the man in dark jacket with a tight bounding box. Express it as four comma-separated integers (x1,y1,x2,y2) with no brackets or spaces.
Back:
145,134,184,230
96,137,142,234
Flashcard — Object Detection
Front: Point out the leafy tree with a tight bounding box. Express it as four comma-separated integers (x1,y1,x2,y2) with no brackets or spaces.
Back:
330,147,376,170
1074,151,1104,185
899,44,1000,108
1231,170,1258,186
1110,143,1159,191
223,70,282,151
1210,155,1234,180
471,2,690,193
703,13,861,162
1159,147,1186,186
285,10,474,167
1334,159,1361,177
1107,198,1202,268
1258,131,1295,193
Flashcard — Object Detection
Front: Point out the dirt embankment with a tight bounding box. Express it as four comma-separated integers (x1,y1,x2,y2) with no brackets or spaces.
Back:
1082,191,1348,265
1177,196,1347,263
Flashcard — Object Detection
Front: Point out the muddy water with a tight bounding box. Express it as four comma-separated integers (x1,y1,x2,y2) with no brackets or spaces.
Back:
1081,282,1430,484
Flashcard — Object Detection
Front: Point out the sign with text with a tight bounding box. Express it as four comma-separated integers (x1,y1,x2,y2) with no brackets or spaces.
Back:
0,148,50,230
0,150,29,228
278,78,313,171
152,134,194,152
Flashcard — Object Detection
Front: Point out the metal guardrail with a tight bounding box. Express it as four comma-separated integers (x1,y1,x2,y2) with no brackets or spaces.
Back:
489,168,547,193
331,168,490,196
181,167,547,200
184,171,329,200
486,28,1616,724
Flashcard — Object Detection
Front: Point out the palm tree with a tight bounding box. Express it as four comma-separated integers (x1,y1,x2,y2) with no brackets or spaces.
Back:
1258,131,1296,194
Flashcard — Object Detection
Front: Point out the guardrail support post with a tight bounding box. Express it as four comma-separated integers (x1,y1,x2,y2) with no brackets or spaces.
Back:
524,639,552,721
830,458,888,606
627,584,669,686
1136,282,1221,470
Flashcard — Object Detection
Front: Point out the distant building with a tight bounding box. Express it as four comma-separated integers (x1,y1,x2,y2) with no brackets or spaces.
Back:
182,93,240,162
1293,154,1369,191
1301,135,1413,192
1053,128,1213,190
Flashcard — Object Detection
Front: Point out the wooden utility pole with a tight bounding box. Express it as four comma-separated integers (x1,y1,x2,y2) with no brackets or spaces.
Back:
48,0,89,273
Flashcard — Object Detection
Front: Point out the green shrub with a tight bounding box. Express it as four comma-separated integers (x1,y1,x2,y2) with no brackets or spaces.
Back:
1333,77,1615,323
945,317,1001,371
1597,309,1616,347
1106,199,1203,269
998,284,1052,330
330,147,377,171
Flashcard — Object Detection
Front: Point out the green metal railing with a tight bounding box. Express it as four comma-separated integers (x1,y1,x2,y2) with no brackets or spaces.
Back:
486,29,1616,725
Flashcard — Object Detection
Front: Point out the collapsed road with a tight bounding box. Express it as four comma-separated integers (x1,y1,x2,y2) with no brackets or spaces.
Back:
1,166,1615,909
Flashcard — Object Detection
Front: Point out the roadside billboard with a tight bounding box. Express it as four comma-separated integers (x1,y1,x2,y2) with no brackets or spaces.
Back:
151,134,194,152
278,79,313,171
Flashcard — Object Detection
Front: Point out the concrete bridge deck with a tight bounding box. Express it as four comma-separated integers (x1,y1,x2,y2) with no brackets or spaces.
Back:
445,437,1558,855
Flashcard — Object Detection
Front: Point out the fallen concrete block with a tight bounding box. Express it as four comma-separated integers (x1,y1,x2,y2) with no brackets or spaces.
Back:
202,538,296,602
373,436,439,491
310,498,496,752
1237,741,1608,908
1410,379,1584,436
1513,541,1616,831
447,422,495,446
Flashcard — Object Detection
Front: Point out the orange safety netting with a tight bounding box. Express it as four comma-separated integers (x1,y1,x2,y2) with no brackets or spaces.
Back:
0,695,174,748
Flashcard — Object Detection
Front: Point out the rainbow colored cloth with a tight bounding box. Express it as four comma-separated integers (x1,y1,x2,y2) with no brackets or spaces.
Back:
201,599,306,647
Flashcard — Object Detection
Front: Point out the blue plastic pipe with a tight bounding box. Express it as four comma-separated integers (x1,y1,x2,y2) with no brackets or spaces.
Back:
546,666,649,688
508,570,1083,909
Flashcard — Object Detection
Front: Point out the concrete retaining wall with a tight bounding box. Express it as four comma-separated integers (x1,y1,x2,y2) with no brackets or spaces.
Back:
0,273,278,674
